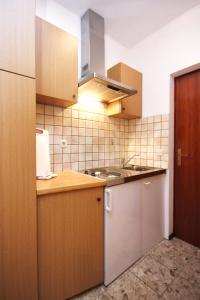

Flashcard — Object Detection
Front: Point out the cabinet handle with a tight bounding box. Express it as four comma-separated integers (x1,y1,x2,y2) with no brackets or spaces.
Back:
105,189,112,212
72,94,76,99
144,181,151,185
122,107,125,111
97,197,101,202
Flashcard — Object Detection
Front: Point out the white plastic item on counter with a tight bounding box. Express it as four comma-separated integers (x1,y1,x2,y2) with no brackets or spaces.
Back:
36,128,57,179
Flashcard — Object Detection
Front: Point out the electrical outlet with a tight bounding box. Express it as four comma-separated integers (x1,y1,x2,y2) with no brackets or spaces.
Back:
157,149,163,156
60,139,67,148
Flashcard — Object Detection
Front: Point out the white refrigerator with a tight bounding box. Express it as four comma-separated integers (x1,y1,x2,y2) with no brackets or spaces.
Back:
104,176,164,286
104,181,142,285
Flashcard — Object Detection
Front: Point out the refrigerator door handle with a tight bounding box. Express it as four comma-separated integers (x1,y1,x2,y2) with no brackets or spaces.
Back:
105,189,112,212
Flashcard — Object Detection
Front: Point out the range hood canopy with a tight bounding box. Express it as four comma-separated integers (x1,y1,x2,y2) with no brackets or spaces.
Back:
79,72,137,103
78,9,137,103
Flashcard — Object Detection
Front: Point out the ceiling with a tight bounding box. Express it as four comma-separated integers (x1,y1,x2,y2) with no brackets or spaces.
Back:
56,0,200,48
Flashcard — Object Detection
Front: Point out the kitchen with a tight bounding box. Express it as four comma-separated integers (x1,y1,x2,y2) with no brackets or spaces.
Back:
1,1,200,300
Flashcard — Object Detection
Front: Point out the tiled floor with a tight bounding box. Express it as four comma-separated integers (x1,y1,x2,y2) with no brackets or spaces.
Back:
72,238,200,300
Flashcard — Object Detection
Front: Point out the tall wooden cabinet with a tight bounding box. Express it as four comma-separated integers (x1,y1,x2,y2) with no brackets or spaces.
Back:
107,62,142,119
0,0,35,77
36,17,78,107
0,1,38,299
37,187,104,300
0,72,38,300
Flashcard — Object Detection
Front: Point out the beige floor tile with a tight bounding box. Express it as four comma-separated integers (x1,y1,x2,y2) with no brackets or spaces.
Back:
72,285,106,300
106,271,161,300
162,276,200,300
71,238,200,300
130,255,175,295
149,239,194,271
177,256,200,282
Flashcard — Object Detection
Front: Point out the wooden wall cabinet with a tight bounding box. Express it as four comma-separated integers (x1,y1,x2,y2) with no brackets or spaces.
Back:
37,187,104,300
107,62,142,119
0,0,35,77
36,17,78,107
0,71,38,300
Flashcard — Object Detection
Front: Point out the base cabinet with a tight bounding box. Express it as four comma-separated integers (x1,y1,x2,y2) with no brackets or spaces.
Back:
37,187,104,300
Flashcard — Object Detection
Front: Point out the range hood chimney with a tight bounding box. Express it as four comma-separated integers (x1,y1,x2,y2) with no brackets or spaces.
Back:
78,9,137,103
81,9,105,77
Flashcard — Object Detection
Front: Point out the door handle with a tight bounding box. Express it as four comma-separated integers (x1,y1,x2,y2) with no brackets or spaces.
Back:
177,148,190,166
105,189,112,212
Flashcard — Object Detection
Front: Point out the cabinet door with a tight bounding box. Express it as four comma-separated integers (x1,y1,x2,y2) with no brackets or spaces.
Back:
38,187,104,300
0,71,37,300
36,17,78,107
141,175,164,253
121,63,142,118
107,63,142,119
0,0,35,77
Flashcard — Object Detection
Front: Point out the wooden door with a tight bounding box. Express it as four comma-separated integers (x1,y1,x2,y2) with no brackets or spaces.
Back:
0,71,38,299
0,0,35,77
37,187,104,300
174,69,200,248
36,17,78,107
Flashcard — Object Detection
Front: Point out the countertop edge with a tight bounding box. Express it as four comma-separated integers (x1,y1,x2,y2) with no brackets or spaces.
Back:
36,169,166,196
124,169,166,184
37,179,106,196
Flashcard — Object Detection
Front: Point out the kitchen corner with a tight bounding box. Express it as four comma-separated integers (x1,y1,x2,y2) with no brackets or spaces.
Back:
34,9,168,298
1,1,200,300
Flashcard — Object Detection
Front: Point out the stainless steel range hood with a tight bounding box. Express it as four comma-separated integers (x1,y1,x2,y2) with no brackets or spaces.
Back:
78,9,137,103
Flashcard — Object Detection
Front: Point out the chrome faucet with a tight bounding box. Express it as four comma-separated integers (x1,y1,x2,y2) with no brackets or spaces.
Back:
122,154,140,168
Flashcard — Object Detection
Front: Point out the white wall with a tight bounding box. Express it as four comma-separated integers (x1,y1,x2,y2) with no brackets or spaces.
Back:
36,0,132,79
128,4,200,117
127,5,200,238
36,0,81,38
105,34,131,73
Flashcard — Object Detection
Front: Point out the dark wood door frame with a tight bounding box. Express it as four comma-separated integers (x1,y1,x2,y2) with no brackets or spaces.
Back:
166,63,200,241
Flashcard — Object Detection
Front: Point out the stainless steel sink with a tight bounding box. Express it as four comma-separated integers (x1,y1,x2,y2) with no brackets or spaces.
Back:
123,165,152,172
81,167,124,186
106,171,121,178
80,165,163,187
84,169,121,178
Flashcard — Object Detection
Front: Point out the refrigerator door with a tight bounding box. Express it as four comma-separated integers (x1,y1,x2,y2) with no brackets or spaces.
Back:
141,175,164,253
104,182,142,286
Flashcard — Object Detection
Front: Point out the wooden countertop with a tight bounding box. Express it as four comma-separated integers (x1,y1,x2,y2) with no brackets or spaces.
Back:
36,171,106,196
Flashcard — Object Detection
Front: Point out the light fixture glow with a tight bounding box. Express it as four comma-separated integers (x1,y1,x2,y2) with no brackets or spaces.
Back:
78,94,105,113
